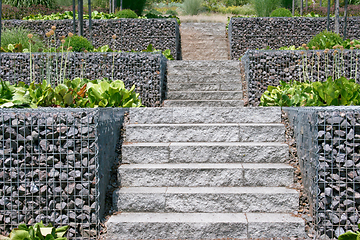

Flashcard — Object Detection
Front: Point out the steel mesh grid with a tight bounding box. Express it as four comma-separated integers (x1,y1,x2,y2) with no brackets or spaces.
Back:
0,108,101,239
242,50,360,106
284,106,360,239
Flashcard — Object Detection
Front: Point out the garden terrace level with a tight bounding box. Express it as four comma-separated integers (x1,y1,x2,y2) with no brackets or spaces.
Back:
2,18,181,60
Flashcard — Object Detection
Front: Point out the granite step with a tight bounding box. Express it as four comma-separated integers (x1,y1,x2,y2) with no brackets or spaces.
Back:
167,82,242,91
105,212,305,239
129,107,281,124
113,186,299,213
118,163,294,187
125,123,285,143
167,91,243,100
122,142,288,164
163,100,244,107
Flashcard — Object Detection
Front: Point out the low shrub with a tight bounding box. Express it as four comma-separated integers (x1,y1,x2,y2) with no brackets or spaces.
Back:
260,77,360,107
270,7,292,17
182,0,203,15
166,9,178,15
121,0,147,15
64,35,94,52
115,9,138,18
307,30,344,50
1,27,44,52
252,0,281,16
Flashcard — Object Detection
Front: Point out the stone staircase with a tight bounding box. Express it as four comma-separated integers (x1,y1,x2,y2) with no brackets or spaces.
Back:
164,60,244,107
106,107,305,239
105,59,305,239
180,23,229,60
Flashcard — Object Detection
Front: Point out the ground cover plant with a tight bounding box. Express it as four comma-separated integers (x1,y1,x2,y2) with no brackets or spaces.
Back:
278,31,360,50
0,78,143,108
1,27,145,109
260,77,360,106
339,224,360,240
0,221,69,240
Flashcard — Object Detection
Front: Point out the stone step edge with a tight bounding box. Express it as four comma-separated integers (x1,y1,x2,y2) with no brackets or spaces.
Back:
107,212,304,223
126,123,285,127
119,163,293,169
122,142,288,146
167,90,243,93
105,212,305,239
115,186,298,194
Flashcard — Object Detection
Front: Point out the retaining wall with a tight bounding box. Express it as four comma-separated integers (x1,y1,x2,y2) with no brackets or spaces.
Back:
0,107,127,239
0,52,167,107
241,49,360,106
283,106,360,239
2,19,181,60
229,17,360,59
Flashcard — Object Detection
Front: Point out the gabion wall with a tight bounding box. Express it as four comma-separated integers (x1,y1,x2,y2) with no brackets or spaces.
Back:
0,52,167,107
0,108,126,239
241,49,360,106
283,106,360,239
3,19,181,60
229,17,360,59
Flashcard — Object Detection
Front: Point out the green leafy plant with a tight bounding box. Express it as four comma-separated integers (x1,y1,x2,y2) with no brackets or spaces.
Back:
182,0,203,15
270,7,292,17
338,224,360,240
260,77,360,107
0,78,143,108
64,34,94,52
0,221,68,240
115,9,138,18
0,81,31,108
141,44,174,60
307,30,344,50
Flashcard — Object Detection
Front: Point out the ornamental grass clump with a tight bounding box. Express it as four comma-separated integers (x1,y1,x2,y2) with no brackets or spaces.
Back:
182,0,203,15
1,27,44,52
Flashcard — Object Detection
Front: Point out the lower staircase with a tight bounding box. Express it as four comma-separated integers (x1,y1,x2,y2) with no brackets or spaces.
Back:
105,60,306,239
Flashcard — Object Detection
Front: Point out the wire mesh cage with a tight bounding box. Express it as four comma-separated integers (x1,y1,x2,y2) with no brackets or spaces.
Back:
0,108,124,239
0,52,167,107
284,106,360,239
242,50,360,106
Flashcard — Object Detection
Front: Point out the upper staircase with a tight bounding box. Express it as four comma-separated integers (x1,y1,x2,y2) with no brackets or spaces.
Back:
164,60,244,107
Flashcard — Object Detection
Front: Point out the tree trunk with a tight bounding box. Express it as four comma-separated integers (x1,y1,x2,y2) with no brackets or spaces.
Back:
292,0,295,16
300,0,303,15
327,0,330,31
335,0,340,33
343,0,348,39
